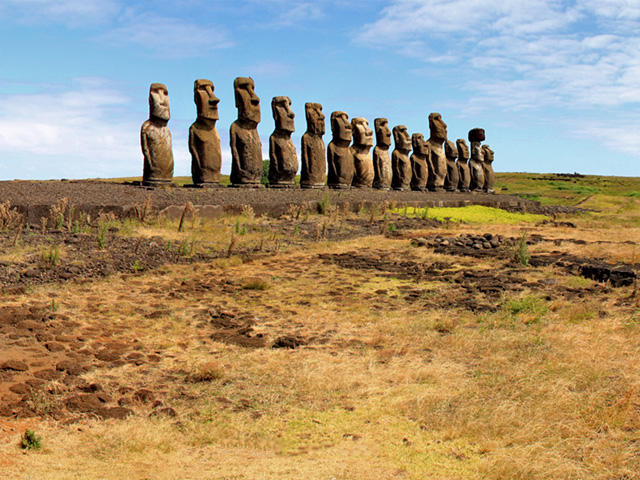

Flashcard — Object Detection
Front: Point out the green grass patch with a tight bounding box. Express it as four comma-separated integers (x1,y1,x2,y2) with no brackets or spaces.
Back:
393,205,547,224
496,172,640,206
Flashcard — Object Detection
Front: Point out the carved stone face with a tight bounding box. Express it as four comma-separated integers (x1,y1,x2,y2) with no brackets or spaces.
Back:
456,139,469,160
272,96,295,133
331,111,352,143
352,117,373,148
234,77,260,124
393,125,411,151
149,83,170,121
305,103,325,135
194,79,219,121
412,133,428,155
482,144,494,161
428,112,447,143
444,140,457,159
471,141,484,161
374,118,391,148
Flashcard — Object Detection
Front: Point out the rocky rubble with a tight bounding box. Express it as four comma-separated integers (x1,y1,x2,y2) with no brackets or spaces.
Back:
411,232,505,250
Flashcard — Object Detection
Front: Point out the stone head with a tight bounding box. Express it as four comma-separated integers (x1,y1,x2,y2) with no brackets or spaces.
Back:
330,111,352,143
305,103,325,135
149,83,170,122
456,139,469,160
471,141,484,161
194,79,219,122
428,112,447,143
482,144,494,162
272,96,295,133
411,133,428,156
374,118,391,148
351,117,374,148
444,140,457,160
393,125,411,151
234,77,260,124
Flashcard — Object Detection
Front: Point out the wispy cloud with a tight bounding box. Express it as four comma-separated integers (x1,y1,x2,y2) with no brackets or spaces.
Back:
101,12,234,58
0,78,141,178
572,120,640,157
0,0,120,27
356,0,640,111
276,2,325,26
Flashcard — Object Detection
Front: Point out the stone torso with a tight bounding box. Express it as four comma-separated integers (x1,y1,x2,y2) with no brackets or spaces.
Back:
457,160,471,191
444,156,459,192
269,132,298,185
482,153,495,192
391,150,411,190
469,142,485,191
410,151,428,191
470,157,485,191
301,133,326,187
427,140,446,190
189,123,221,184
230,121,263,185
372,146,392,190
351,147,374,188
141,120,174,182
327,142,354,187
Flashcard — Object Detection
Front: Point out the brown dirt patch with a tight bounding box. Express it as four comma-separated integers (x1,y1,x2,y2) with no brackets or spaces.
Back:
0,229,216,292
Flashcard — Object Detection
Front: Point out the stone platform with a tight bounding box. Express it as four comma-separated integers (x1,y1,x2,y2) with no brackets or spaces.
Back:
0,180,539,224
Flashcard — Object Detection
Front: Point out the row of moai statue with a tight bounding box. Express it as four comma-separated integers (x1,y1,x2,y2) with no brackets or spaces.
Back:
140,79,495,192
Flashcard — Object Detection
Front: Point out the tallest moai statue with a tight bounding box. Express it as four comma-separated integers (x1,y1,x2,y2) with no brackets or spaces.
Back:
230,77,263,187
141,83,174,186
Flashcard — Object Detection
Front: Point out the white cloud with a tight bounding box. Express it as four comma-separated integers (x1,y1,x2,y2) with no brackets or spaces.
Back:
577,0,640,20
572,122,640,157
357,0,640,111
276,2,325,26
0,78,142,179
0,0,120,27
101,13,233,58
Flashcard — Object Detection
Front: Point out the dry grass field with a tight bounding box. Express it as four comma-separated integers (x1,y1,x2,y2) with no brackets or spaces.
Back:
0,173,639,479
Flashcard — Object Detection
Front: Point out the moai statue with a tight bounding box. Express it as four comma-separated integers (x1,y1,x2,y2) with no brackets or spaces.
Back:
327,111,354,189
300,103,326,189
391,125,412,191
444,140,459,192
468,128,485,191
372,118,392,190
482,144,495,193
189,79,222,187
426,113,447,191
141,83,173,186
410,133,429,191
456,139,471,192
230,77,262,187
351,117,374,188
268,96,298,187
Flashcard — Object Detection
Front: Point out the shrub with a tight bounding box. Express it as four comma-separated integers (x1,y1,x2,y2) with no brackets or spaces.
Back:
21,430,42,451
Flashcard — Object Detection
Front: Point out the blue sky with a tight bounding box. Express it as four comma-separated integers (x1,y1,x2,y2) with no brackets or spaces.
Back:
0,0,639,180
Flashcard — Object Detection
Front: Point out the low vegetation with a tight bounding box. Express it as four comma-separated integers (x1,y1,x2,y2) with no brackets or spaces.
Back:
0,172,638,479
